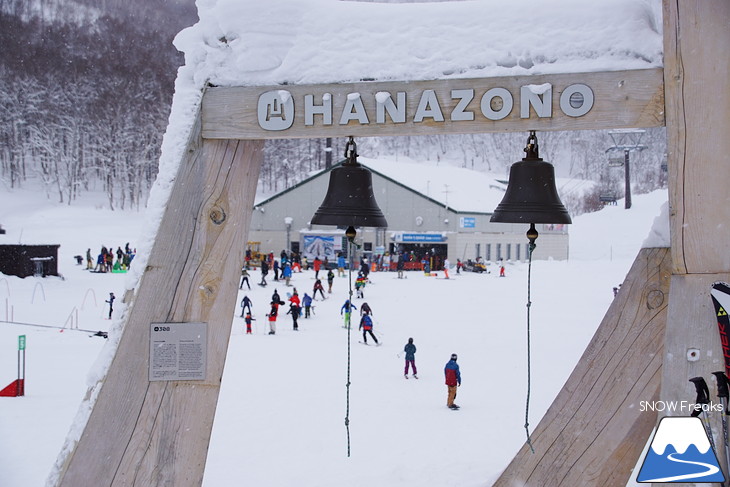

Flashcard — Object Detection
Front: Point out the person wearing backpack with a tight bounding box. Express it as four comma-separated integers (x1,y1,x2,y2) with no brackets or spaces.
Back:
359,313,378,345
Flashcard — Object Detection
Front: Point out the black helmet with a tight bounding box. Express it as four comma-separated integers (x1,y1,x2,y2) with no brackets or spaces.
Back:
451,353,458,360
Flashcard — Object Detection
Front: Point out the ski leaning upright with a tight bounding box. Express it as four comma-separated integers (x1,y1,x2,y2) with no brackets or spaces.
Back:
711,282,730,377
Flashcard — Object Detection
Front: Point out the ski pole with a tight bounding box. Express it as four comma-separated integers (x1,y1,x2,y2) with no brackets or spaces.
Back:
713,371,730,486
690,377,718,454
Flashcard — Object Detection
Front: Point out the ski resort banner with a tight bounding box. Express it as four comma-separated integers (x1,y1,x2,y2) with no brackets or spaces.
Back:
201,68,664,139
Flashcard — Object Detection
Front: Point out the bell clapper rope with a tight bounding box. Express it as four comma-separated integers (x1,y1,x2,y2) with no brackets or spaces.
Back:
524,223,538,454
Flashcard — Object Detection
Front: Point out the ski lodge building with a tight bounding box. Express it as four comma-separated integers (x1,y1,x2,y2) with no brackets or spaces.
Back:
248,156,572,266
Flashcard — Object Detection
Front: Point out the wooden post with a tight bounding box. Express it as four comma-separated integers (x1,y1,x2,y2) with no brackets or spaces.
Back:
54,111,264,486
658,2,730,485
494,248,670,486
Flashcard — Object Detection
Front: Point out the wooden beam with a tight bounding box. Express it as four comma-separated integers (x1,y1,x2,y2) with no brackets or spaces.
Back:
494,247,670,487
664,0,730,274
202,69,665,140
54,113,264,486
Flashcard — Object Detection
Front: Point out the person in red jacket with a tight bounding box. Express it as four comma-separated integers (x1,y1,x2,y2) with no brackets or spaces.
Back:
313,256,322,279
444,353,461,409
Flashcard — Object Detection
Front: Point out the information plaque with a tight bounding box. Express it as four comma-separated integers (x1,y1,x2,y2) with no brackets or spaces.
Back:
149,322,207,381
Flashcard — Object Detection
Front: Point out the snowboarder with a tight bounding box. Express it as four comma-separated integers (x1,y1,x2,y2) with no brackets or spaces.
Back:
404,338,417,379
302,293,313,318
105,292,115,319
240,267,251,289
341,299,357,329
313,279,326,300
444,353,461,409
244,313,255,334
240,295,253,318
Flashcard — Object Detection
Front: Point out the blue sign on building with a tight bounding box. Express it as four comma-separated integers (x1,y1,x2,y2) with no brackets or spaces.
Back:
460,217,476,228
401,233,445,243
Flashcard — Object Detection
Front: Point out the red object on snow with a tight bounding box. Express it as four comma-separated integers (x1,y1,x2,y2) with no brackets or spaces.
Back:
0,379,24,397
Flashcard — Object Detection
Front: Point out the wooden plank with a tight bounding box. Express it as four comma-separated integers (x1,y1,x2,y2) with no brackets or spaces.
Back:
494,247,670,487
54,111,264,486
659,273,730,487
202,69,665,139
664,0,730,274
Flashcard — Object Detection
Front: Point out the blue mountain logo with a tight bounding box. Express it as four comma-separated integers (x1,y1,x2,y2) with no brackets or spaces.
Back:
637,416,725,483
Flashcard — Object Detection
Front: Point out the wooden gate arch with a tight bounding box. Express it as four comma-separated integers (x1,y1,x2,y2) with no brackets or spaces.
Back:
54,1,729,485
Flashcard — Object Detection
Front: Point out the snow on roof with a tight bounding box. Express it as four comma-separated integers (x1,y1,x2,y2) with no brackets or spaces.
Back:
174,0,663,88
358,156,507,213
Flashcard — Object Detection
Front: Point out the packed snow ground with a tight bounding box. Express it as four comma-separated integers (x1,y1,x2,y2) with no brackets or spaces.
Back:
0,184,667,486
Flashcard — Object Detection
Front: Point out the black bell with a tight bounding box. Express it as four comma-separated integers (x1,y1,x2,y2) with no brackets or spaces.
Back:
490,131,572,225
311,137,388,229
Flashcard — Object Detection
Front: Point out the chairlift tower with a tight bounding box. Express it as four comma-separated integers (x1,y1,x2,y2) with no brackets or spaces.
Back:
605,129,648,209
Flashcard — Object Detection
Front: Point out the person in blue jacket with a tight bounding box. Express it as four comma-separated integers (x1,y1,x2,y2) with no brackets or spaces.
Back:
341,299,357,329
302,293,313,318
444,353,461,409
337,253,347,277
359,313,378,345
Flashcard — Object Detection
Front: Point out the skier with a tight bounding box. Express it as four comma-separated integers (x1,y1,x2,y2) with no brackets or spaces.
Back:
355,272,367,298
240,295,253,317
313,279,326,300
327,269,335,293
359,313,378,345
313,256,322,279
360,302,373,316
444,353,461,409
456,258,463,274
341,299,357,329
244,313,255,334
287,302,301,330
239,266,251,290
404,337,418,379
105,292,115,319
499,264,505,277
302,293,313,318
267,300,283,335
443,258,451,279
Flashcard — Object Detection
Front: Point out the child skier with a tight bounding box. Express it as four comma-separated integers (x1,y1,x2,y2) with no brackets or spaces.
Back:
355,272,367,298
245,313,255,334
313,279,326,300
359,313,379,345
404,337,417,379
341,299,357,329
